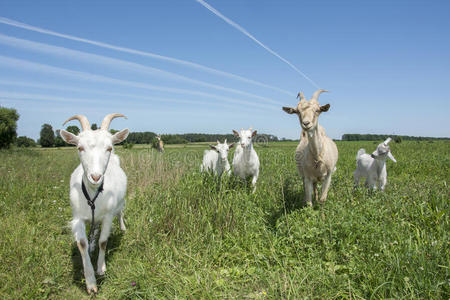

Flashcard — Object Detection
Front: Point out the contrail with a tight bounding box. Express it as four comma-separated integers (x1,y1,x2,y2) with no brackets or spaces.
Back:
0,56,279,110
0,34,280,105
0,91,241,111
195,0,320,89
0,79,253,112
0,17,293,96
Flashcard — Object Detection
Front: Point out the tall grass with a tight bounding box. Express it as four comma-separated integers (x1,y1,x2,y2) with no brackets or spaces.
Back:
0,141,448,299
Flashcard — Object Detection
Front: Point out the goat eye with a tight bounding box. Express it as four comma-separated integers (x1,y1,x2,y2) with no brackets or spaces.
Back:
107,146,113,152
78,146,84,152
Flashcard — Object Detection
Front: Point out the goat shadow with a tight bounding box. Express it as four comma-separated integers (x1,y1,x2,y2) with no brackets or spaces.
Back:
267,177,309,229
71,225,124,291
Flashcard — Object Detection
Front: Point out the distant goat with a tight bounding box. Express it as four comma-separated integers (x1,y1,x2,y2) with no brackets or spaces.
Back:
232,128,260,192
59,113,129,294
201,140,234,176
354,137,397,191
282,90,338,206
156,135,164,153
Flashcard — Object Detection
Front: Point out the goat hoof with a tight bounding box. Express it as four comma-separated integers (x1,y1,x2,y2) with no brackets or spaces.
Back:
86,284,98,295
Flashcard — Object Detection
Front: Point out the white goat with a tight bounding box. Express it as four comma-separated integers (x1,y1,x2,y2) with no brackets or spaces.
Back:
201,140,234,176
354,137,397,191
59,114,129,294
232,128,260,192
282,90,338,206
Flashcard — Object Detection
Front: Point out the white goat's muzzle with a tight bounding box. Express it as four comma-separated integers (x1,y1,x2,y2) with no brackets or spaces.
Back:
89,173,103,185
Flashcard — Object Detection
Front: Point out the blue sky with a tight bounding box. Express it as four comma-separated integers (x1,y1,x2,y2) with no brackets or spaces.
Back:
0,0,449,140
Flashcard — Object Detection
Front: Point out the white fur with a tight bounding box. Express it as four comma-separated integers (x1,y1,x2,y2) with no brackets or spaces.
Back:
232,128,260,192
201,140,233,176
60,115,129,294
354,138,396,191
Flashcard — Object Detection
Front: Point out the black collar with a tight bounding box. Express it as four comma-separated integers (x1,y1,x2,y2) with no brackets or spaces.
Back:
82,179,104,210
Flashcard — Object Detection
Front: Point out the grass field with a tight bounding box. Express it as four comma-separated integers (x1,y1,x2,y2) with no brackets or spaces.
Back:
0,140,448,299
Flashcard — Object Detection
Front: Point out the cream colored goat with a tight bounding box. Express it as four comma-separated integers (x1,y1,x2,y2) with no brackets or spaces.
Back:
282,89,338,206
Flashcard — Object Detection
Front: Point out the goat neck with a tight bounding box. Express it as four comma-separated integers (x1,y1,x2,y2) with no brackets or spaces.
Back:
306,125,323,162
242,142,254,160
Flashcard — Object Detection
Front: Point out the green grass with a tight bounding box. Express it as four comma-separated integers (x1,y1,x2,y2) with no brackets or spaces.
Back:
0,141,448,299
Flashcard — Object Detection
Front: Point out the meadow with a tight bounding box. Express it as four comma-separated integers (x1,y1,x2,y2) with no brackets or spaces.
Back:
0,140,448,299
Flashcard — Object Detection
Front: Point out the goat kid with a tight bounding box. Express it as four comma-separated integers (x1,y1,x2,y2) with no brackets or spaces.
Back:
59,113,129,294
232,128,260,193
354,137,397,191
201,140,234,176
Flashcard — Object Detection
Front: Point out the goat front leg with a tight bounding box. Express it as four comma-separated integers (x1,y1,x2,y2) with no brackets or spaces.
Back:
313,182,319,203
304,178,313,207
319,172,332,204
97,214,113,275
251,172,258,193
379,168,387,191
353,171,360,188
72,218,97,294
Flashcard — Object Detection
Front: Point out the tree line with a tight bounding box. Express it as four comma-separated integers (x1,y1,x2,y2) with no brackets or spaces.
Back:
341,134,450,142
1,106,448,149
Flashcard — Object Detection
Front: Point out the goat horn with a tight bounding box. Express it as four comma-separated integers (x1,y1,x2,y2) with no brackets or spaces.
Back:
100,113,127,130
311,89,328,102
63,115,90,131
384,137,392,145
296,92,305,101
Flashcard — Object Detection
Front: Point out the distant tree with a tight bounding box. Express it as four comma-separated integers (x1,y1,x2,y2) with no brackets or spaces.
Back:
66,125,80,136
54,130,66,147
394,136,402,143
16,136,36,147
40,123,55,147
91,123,98,130
0,107,19,149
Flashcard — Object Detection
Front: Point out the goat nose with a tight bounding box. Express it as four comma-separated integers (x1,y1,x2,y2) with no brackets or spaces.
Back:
91,174,101,182
303,121,310,126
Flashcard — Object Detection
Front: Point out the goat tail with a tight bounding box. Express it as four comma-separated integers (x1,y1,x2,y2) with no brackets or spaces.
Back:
356,149,366,160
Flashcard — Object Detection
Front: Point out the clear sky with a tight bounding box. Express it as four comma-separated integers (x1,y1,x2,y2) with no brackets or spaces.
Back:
0,0,449,140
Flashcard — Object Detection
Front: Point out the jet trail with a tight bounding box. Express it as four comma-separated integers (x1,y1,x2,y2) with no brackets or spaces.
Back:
0,34,280,105
195,0,320,88
0,17,293,96
0,56,279,111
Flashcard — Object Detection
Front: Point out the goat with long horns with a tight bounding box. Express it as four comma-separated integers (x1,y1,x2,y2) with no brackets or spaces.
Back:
59,113,129,294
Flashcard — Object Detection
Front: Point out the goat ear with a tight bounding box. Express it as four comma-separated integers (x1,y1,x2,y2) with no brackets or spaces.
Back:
282,106,298,114
388,152,397,163
60,129,79,145
320,104,330,112
233,130,240,137
228,143,235,149
252,130,257,137
112,128,129,144
209,144,217,150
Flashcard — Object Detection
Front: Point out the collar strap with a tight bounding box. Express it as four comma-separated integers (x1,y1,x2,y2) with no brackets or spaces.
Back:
82,180,104,210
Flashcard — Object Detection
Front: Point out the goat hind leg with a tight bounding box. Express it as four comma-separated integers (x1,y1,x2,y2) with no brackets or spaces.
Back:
119,210,126,231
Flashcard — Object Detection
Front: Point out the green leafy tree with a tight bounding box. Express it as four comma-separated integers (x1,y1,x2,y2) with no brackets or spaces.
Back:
54,130,66,147
40,124,55,147
0,107,19,149
16,136,36,147
91,123,98,130
66,125,80,136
